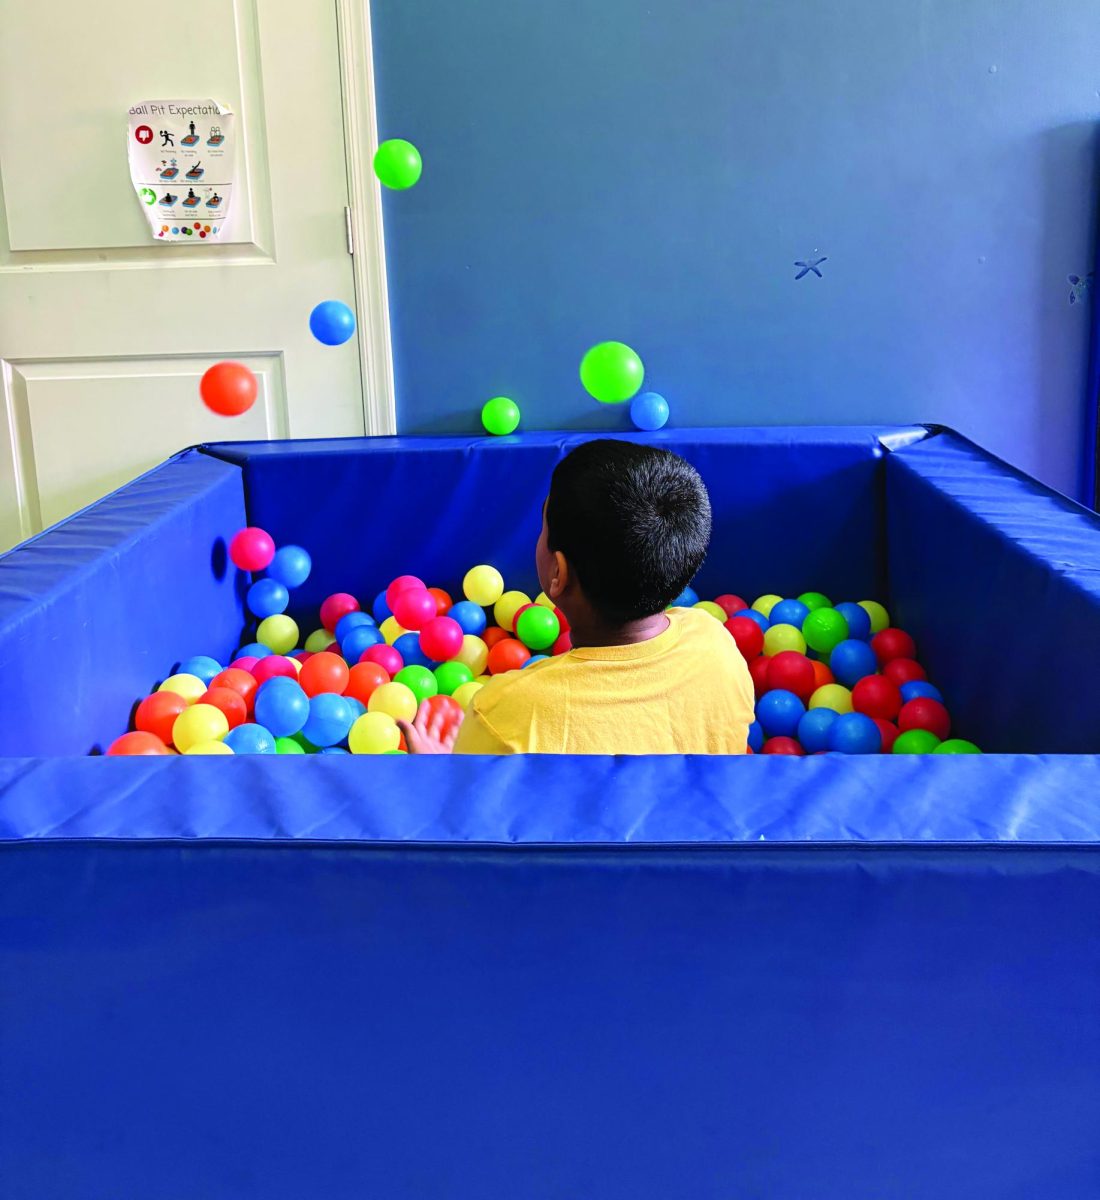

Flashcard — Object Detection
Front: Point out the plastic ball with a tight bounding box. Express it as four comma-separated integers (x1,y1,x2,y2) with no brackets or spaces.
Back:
275,736,306,754
335,611,375,643
373,138,422,189
671,585,699,607
463,565,505,607
394,665,438,704
201,686,248,729
251,655,298,686
361,644,403,676
298,651,350,697
267,544,312,589
229,527,275,572
321,593,360,632
184,740,234,755
247,578,289,619
834,602,872,642
579,341,645,404
494,591,532,633
349,710,401,754
229,656,260,673
107,730,171,756
172,703,229,753
934,739,981,754
433,661,474,696
873,719,899,753
748,656,772,698
452,680,484,711
423,693,464,732
345,661,390,705
449,600,488,636
372,590,393,623
746,720,764,753
892,729,941,754
257,614,298,655
810,660,835,691
883,658,927,687
135,691,188,744
417,616,462,662
515,605,560,650
308,299,356,345
797,592,831,612
481,396,520,436
763,624,807,657
809,683,854,714
629,391,669,430
732,608,769,633
693,600,727,622
551,631,572,655
236,642,274,660
752,594,782,618
827,712,882,755
380,617,409,646
387,589,433,636
367,682,418,723
158,673,207,705
762,736,804,756
427,587,453,615
767,602,809,633
302,693,355,748
394,631,436,669
756,689,806,738
851,675,902,721
900,680,944,705
872,628,917,665
828,639,879,688
714,594,746,617
859,600,890,634
725,615,764,661
209,668,258,709
482,626,512,649
802,608,849,655
898,697,951,740
488,638,531,674
290,732,319,753
523,655,549,667
342,624,384,663
200,361,257,416
797,708,838,753
765,651,816,702
254,677,309,737
224,723,277,754
383,575,422,608
305,628,335,653
322,746,352,755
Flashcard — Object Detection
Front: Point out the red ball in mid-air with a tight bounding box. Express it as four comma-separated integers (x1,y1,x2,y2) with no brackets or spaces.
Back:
883,658,926,687
872,628,917,665
852,675,902,721
762,736,804,756
229,526,275,572
765,651,816,702
200,361,257,417
725,615,764,662
898,697,951,740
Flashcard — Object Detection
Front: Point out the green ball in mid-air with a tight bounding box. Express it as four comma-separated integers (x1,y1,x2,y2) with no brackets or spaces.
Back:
515,605,560,651
579,341,644,404
373,138,422,190
802,607,849,654
481,396,520,436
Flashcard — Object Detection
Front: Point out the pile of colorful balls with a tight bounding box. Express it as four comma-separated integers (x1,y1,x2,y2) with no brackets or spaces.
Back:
105,526,979,757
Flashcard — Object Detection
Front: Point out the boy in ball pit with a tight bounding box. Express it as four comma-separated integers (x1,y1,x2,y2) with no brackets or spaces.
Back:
398,439,755,754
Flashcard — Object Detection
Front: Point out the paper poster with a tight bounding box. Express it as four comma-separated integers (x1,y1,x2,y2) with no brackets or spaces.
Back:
128,99,235,241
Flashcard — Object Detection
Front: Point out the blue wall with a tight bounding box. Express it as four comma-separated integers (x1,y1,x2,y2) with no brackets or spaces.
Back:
371,0,1100,499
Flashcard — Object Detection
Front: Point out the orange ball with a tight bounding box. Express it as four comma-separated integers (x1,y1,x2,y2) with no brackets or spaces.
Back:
427,587,453,615
482,626,512,649
344,661,390,705
298,651,350,697
424,693,464,731
199,360,257,416
134,691,187,744
810,660,835,690
107,730,172,756
209,668,258,713
487,637,531,674
201,686,248,729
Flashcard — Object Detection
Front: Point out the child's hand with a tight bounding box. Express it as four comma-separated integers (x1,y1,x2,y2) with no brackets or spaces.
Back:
398,699,464,754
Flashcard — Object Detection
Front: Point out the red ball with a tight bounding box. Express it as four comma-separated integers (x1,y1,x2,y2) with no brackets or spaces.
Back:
749,655,772,698
427,587,453,615
553,606,571,634
424,693,464,732
107,730,172,756
872,627,917,665
228,655,259,673
810,660,835,690
725,615,764,661
765,651,816,701
201,686,248,729
360,644,402,676
482,626,512,649
209,668,258,713
134,691,187,744
851,675,902,721
551,630,572,655
292,651,312,662
487,637,531,674
898,697,951,740
319,592,360,632
512,602,539,629
762,736,805,756
393,587,437,631
251,655,297,685
420,616,464,662
385,575,425,610
229,527,275,572
344,661,390,705
872,718,899,753
299,651,350,697
200,361,257,417
883,658,926,687
715,594,747,617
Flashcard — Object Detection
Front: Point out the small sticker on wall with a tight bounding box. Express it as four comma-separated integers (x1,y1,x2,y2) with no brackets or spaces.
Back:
128,99,234,242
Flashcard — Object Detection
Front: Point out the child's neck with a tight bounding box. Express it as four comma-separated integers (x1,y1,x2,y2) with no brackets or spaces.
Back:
567,611,670,650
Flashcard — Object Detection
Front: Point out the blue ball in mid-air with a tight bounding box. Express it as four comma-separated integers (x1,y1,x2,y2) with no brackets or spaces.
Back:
247,578,289,620
267,545,312,589
309,300,356,346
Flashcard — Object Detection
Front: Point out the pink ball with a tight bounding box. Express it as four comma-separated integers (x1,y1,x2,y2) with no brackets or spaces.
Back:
360,644,402,677
229,655,259,672
229,527,276,572
320,592,360,632
419,616,463,662
385,574,425,610
251,655,297,684
393,587,437,631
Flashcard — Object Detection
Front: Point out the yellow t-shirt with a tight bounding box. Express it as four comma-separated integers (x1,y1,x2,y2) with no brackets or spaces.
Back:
453,607,755,755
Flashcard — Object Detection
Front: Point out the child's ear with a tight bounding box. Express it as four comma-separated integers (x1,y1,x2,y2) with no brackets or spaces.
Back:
547,550,569,600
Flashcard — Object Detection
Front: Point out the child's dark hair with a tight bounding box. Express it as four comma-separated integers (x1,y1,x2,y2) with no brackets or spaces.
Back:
545,439,711,623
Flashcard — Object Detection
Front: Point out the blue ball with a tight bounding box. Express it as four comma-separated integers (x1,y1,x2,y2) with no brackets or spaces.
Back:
320,746,351,755
755,689,806,738
835,602,872,642
267,545,312,589
630,391,669,431
177,655,222,685
247,578,290,619
342,623,384,662
309,299,356,346
671,585,699,608
450,599,488,636
797,708,838,753
344,697,367,720
768,599,809,630
302,693,355,748
224,723,276,754
395,631,438,670
523,654,549,668
829,639,878,688
900,680,944,704
235,642,273,660
254,677,309,737
747,720,764,753
372,590,393,623
827,712,882,755
731,608,770,632
335,611,375,643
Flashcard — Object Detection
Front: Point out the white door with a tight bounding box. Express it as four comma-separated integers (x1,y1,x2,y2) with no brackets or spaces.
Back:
0,0,381,551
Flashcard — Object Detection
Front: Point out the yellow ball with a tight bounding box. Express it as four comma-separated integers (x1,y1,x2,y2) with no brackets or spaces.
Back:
752,594,783,618
379,616,409,645
257,614,298,655
694,600,726,621
304,628,333,653
453,634,489,676
288,657,302,674
535,592,554,609
367,681,418,723
452,680,485,711
348,711,400,754
494,590,532,632
763,623,807,656
809,683,854,714
475,674,492,684
158,673,207,704
172,703,229,753
184,740,234,756
859,600,890,634
463,564,504,607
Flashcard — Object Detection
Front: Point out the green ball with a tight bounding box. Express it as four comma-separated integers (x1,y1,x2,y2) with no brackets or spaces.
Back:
434,661,474,696
802,607,849,654
394,664,438,704
291,732,320,753
893,729,942,754
933,739,982,755
579,341,645,404
275,736,306,754
798,591,832,612
373,138,422,190
481,396,520,436
515,605,560,650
